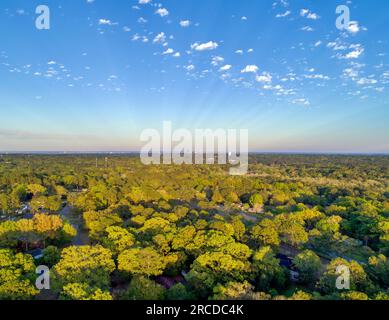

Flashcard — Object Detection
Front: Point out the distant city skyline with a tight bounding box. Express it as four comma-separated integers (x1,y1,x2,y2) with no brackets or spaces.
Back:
1,0,388,153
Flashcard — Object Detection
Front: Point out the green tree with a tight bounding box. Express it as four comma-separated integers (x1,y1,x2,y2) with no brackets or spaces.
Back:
0,249,38,300
249,194,264,212
252,246,287,291
317,258,373,294
60,282,112,300
52,245,115,292
166,283,196,300
123,276,165,300
0,194,9,214
294,250,322,284
118,247,167,277
231,216,246,241
367,254,389,288
102,226,135,256
27,184,47,196
83,210,123,241
42,246,61,267
211,281,270,300
340,291,369,300
251,219,280,247
212,189,224,204
190,251,250,284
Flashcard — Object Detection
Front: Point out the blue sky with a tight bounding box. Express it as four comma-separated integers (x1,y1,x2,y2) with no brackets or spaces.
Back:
0,0,388,152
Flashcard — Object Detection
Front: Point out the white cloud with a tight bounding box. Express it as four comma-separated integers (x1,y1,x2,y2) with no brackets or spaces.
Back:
247,48,254,53
276,11,291,18
47,61,56,65
211,56,224,66
300,9,320,19
343,68,359,79
347,21,360,34
98,19,116,26
123,26,131,32
314,41,322,47
357,78,377,85
219,65,232,72
241,16,248,20
344,46,364,59
132,34,149,43
304,74,330,80
273,0,290,8
300,9,309,16
162,48,174,55
185,64,195,71
153,32,166,44
155,8,169,17
132,34,140,41
241,65,259,73
263,84,282,90
256,72,272,83
327,41,347,51
191,41,219,51
301,26,314,32
139,0,151,4
235,49,243,54
172,52,181,58
179,20,191,27
292,98,310,106
307,12,319,20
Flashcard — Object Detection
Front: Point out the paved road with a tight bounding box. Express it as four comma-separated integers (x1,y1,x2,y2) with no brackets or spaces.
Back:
60,206,90,246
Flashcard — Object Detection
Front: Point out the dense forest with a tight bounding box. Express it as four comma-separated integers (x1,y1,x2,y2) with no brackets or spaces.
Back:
0,154,388,300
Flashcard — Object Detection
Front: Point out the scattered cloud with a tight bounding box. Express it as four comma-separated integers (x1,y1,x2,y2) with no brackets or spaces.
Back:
180,20,191,27
276,11,291,18
191,41,219,51
162,48,174,55
314,41,322,47
301,26,314,32
185,64,195,71
98,19,117,26
219,65,232,72
342,45,365,59
347,21,360,34
292,98,310,106
241,65,259,73
211,56,224,66
357,77,377,85
300,9,320,20
256,72,272,83
153,32,166,44
155,8,169,17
